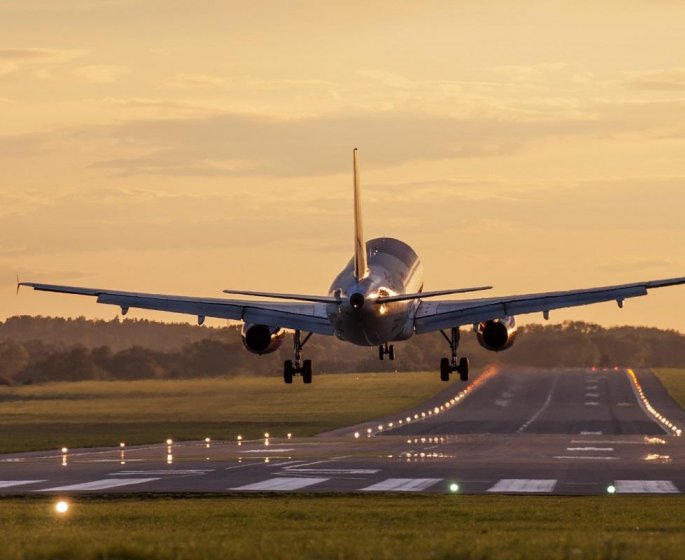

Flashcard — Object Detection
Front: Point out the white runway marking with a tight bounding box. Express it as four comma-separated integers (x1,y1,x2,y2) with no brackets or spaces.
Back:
580,431,603,435
242,448,294,453
517,373,560,433
554,455,617,460
487,479,556,493
585,393,599,398
284,468,380,475
361,478,442,492
586,385,598,390
0,480,45,488
614,480,680,494
37,478,159,491
231,477,329,491
110,470,213,476
567,447,614,452
585,401,599,406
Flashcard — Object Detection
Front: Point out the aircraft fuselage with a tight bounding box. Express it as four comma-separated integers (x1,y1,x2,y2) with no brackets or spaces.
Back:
327,237,423,345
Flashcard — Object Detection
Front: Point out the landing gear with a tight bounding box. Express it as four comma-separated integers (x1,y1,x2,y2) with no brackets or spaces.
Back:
378,342,395,361
283,330,313,384
439,328,469,382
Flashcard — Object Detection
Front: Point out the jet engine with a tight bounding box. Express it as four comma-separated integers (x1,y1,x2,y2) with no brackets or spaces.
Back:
474,316,518,351
241,323,285,355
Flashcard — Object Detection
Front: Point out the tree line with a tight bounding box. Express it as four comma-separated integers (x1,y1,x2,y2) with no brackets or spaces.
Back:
0,316,684,385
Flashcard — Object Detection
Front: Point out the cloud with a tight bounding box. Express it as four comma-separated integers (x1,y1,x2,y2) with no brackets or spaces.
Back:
168,73,229,88
624,68,685,91
0,47,85,76
72,64,131,83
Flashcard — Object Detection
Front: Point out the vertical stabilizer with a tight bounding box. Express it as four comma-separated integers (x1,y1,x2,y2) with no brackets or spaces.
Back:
353,148,368,281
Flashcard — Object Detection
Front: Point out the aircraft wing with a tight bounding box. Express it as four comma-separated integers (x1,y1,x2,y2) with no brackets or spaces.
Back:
414,276,685,334
19,283,334,335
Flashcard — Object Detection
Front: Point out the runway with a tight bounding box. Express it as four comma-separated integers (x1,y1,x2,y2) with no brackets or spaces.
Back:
1,367,684,495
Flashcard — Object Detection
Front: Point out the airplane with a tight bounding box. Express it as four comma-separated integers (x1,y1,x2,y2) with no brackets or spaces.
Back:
19,149,685,384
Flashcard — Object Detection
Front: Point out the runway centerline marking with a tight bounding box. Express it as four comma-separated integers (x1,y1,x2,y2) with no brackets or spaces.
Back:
585,393,600,398
487,479,556,493
0,480,45,488
517,372,560,433
614,480,680,494
37,478,159,492
579,431,603,435
361,478,442,492
231,477,329,491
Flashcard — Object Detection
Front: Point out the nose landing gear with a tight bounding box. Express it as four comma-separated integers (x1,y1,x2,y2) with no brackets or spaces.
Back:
439,328,469,382
378,342,395,361
283,330,313,384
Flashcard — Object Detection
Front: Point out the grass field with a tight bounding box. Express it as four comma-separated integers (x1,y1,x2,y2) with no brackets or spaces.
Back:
652,368,685,410
0,372,446,453
1,495,684,560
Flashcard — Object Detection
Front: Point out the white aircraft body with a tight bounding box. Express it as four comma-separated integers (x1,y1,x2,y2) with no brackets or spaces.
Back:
20,150,685,383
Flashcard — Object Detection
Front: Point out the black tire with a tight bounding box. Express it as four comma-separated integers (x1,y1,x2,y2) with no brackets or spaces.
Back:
458,357,469,382
283,360,294,384
388,345,395,360
378,345,384,360
302,359,313,384
440,357,450,382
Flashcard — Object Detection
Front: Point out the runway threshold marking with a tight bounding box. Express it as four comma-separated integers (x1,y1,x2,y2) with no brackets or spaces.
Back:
0,480,45,488
283,468,380,475
614,480,680,494
231,477,329,491
37,478,159,492
487,479,556,493
360,478,442,492
110,469,214,476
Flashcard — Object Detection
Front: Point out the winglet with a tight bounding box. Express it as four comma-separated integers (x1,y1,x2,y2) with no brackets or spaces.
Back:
16,274,20,295
353,148,368,281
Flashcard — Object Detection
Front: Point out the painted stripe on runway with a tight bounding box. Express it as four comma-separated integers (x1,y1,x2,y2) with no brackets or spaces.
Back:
0,480,45,488
360,478,442,492
285,468,380,475
585,401,599,406
585,393,599,398
487,479,556,493
614,480,680,494
110,470,213,476
231,477,329,491
567,447,614,451
37,478,159,491
554,455,617,460
580,431,603,435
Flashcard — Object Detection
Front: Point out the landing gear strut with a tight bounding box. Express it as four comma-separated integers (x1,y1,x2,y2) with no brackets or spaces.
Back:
439,327,469,382
284,330,313,384
378,342,395,361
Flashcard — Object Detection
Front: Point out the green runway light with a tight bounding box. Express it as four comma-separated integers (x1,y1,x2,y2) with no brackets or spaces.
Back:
449,482,459,493
607,485,616,494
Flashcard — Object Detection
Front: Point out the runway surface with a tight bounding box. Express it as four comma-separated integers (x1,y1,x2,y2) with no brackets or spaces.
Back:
1,367,684,496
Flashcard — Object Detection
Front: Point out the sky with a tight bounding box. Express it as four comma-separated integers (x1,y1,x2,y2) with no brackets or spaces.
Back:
2,0,685,330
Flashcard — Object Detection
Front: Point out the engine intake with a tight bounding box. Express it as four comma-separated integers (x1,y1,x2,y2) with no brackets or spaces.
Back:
475,316,517,352
241,323,285,355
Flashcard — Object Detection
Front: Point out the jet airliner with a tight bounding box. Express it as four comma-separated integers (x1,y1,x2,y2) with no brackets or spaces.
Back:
19,150,685,384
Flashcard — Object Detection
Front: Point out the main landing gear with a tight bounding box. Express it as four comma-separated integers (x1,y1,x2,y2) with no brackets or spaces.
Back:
439,327,469,382
284,330,313,384
378,342,395,360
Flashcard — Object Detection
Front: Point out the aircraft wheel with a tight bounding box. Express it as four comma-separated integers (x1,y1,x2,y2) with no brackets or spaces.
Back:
388,345,395,360
440,358,450,382
458,357,469,382
283,360,294,384
302,359,313,384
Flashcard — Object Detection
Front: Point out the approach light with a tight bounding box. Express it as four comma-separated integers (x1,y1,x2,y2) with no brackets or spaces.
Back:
607,485,616,494
354,432,360,439
165,439,173,446
55,500,69,514
264,432,270,438
119,442,125,448
61,447,68,454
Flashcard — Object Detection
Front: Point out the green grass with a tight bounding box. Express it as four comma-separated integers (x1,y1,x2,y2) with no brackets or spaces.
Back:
1,495,684,560
652,368,685,410
0,372,446,452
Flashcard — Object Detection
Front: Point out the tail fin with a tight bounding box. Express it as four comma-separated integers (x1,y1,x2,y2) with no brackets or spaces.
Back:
353,148,368,281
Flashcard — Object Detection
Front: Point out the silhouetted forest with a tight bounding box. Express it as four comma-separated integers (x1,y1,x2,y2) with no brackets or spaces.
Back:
0,316,684,385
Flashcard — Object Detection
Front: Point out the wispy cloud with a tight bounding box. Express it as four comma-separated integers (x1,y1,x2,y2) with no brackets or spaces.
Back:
0,47,85,76
72,64,130,83
624,67,685,91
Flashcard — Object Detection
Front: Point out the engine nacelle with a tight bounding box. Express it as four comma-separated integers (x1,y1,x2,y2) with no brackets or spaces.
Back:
474,316,518,352
241,323,285,355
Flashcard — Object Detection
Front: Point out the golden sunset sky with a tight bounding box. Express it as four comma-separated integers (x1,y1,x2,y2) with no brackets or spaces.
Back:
2,0,685,330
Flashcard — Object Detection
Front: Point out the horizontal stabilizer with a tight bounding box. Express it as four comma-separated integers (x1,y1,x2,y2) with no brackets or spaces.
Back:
376,285,492,304
223,289,340,304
